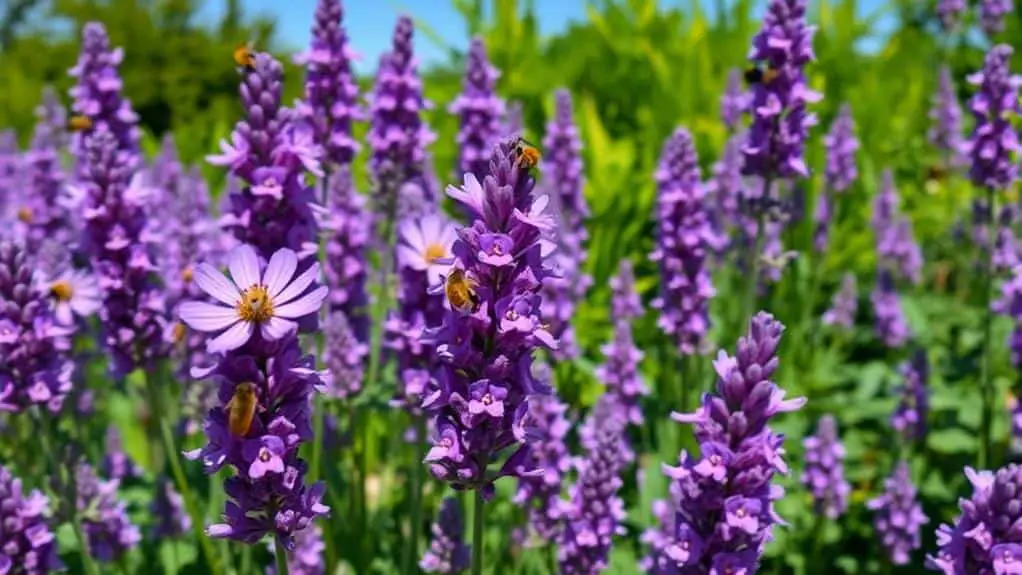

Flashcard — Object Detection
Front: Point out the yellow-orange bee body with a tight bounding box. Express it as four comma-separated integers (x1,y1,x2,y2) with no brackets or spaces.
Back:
510,137,541,170
225,382,258,437
67,115,93,132
445,268,480,313
744,65,781,86
233,44,256,69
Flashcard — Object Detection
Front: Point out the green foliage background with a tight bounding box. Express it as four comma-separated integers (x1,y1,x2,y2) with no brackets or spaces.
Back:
3,0,1022,573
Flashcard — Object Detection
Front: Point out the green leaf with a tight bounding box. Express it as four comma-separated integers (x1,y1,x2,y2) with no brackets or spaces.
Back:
927,428,977,455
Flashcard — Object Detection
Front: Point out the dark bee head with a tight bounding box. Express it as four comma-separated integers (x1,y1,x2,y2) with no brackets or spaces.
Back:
743,66,764,85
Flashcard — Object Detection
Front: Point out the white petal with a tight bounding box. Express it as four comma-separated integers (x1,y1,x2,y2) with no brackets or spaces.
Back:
260,317,297,341
274,286,328,319
206,321,253,354
398,245,428,271
193,263,241,306
262,249,298,298
228,244,261,289
273,262,321,306
179,301,239,332
404,220,426,252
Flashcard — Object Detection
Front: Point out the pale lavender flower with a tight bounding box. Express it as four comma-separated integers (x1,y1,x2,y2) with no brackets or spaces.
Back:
801,415,851,519
151,478,191,539
822,273,858,330
450,37,504,182
421,497,471,574
101,425,141,481
76,463,141,563
937,0,966,30
823,104,859,194
872,269,910,348
868,461,928,565
515,388,571,544
891,350,930,444
0,465,62,574
720,69,748,132
978,0,1013,36
268,523,325,575
930,67,968,170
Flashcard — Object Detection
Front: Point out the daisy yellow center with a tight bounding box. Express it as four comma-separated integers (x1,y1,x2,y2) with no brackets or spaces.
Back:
424,243,446,263
182,265,194,283
238,285,274,322
50,281,74,302
172,322,187,343
16,207,32,224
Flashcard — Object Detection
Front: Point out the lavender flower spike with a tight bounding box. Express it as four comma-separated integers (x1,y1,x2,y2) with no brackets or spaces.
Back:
151,478,191,539
979,0,1012,36
450,37,504,182
801,415,850,519
822,272,858,330
645,312,806,573
868,461,928,565
268,523,325,575
824,104,858,194
19,86,70,251
742,0,820,179
929,67,968,170
295,0,363,170
515,380,571,544
423,137,557,496
891,350,929,444
557,396,628,574
594,259,648,428
651,128,716,356
323,169,371,343
927,464,1022,573
322,310,367,401
421,497,471,574
938,0,966,30
720,68,748,132
872,269,910,348
76,463,141,563
0,465,62,574
967,44,1021,192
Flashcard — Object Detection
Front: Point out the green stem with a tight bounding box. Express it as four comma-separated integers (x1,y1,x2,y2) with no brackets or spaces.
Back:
979,186,995,469
274,537,291,575
310,396,324,483
403,418,427,575
745,178,772,326
145,371,224,575
471,489,485,575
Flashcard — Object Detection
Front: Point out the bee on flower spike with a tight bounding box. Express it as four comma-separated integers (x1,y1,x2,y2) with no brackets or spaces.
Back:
67,115,93,132
445,268,480,314
233,43,256,70
225,382,259,437
510,136,541,170
743,64,781,86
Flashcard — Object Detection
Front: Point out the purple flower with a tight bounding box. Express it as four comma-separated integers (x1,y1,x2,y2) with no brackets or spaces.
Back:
421,497,471,574
868,461,928,565
0,465,62,575
930,67,968,170
705,134,746,252
17,87,70,251
0,241,75,413
387,213,456,412
178,245,328,354
822,272,858,330
891,350,929,444
742,0,820,179
801,415,850,519
609,259,643,321
721,69,748,132
937,0,966,30
592,259,648,429
294,0,363,170
651,128,716,356
368,16,438,213
321,169,370,348
824,103,858,194
268,523,325,575
967,45,1021,191
540,90,591,361
450,37,504,182
874,170,923,286
75,463,141,563
102,425,141,480
76,129,169,378
872,269,910,348
644,312,806,572
0,131,21,232
515,381,571,544
979,0,1012,36
557,396,628,574
503,101,524,138
322,311,367,401
207,52,323,261
151,477,191,539
996,264,1022,367
422,138,557,495
68,22,141,165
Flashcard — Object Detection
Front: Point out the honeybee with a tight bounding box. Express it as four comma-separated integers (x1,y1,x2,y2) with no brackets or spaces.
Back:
224,382,258,437
924,164,949,182
67,115,93,132
510,137,541,169
743,64,781,86
233,43,256,69
445,268,480,313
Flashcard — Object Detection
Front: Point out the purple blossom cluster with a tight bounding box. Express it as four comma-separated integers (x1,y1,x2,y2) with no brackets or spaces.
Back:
0,131,19,228
268,523,325,575
0,241,75,412
871,269,910,348
557,396,628,574
891,350,930,444
386,213,456,412
151,478,191,539
643,312,806,573
17,87,70,251
208,52,323,262
422,137,557,495
741,0,820,179
593,259,648,429
720,69,748,132
368,16,438,210
515,382,571,543
0,465,62,574
823,104,859,194
322,310,367,401
979,0,1012,36
937,0,966,30
651,128,716,356
995,264,1022,367
102,425,141,481
822,272,858,330
801,415,850,519
421,497,471,574
927,464,1022,573
75,463,141,563
540,89,591,361
967,44,1020,191
450,37,504,182
868,461,928,565
706,134,745,252
295,0,363,171
873,170,923,286
68,23,141,163
929,67,968,171
503,101,524,138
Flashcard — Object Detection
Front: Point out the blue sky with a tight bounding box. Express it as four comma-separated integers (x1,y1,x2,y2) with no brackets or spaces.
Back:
197,0,892,74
